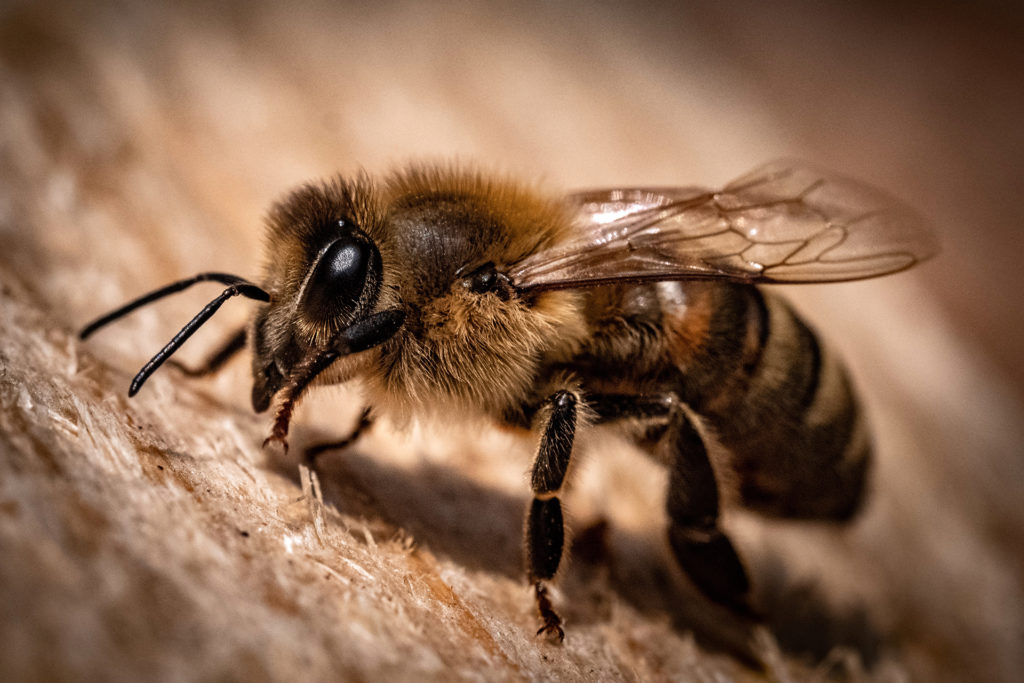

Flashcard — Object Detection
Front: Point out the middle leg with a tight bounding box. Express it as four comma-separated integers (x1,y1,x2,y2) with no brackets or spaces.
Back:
590,393,752,612
662,405,751,612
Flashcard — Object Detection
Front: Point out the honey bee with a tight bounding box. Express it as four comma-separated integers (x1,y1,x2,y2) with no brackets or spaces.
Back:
80,160,936,640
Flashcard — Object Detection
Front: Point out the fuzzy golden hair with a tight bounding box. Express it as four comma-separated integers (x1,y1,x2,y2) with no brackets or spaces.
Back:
256,164,590,423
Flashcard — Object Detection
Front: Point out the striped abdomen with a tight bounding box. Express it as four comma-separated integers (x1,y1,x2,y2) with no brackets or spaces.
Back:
665,282,870,521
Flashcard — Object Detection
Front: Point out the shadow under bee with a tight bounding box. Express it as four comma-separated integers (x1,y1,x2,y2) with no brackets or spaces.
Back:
753,553,884,669
265,426,527,579
267,425,883,671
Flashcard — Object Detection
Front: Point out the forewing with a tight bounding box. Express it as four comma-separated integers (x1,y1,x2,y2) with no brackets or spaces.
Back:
509,160,937,290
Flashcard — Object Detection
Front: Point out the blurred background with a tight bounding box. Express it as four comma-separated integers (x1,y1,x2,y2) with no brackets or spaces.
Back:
1,0,1022,680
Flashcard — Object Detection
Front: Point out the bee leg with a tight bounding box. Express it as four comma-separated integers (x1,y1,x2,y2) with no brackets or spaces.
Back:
262,309,405,454
589,393,678,441
663,406,752,613
590,394,751,607
525,389,578,642
303,407,374,463
167,327,247,377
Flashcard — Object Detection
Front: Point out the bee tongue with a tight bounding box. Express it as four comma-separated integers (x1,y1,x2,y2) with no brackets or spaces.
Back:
261,348,340,453
258,309,406,450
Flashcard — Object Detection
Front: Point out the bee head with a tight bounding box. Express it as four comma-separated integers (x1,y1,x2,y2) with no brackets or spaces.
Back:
250,178,392,412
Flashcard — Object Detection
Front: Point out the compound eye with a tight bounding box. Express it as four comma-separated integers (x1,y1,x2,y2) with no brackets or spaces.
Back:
301,234,376,318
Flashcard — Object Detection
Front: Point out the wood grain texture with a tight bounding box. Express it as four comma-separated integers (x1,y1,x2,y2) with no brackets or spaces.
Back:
2,1,1022,680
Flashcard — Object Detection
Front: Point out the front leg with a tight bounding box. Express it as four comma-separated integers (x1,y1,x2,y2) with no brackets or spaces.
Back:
525,389,579,642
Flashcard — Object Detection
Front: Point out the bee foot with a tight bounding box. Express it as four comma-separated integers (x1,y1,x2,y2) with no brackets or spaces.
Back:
262,434,290,457
533,582,565,643
536,618,565,643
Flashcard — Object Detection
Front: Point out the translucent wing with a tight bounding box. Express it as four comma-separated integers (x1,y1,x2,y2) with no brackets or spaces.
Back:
509,160,938,290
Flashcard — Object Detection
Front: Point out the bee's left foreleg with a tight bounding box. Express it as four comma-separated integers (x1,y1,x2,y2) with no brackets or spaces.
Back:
525,389,579,642
167,327,247,377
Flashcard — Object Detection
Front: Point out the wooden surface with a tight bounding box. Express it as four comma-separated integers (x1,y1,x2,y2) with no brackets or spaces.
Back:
1,1,1022,680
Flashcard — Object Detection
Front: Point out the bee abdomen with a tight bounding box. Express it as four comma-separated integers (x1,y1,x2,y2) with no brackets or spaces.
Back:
690,287,871,521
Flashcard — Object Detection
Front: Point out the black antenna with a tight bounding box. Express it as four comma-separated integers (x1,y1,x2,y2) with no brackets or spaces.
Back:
78,272,270,396
79,272,267,339
128,282,269,396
